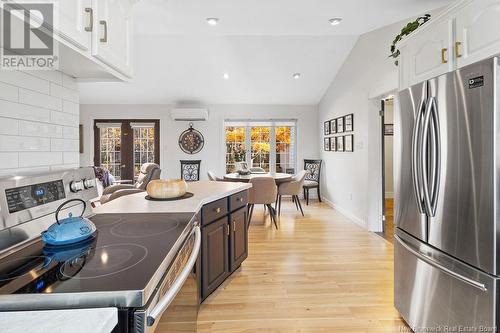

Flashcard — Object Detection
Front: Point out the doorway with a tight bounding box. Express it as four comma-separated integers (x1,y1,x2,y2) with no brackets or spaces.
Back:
94,119,160,181
380,98,395,243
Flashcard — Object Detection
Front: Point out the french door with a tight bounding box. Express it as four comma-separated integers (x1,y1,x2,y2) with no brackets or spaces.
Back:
94,119,160,181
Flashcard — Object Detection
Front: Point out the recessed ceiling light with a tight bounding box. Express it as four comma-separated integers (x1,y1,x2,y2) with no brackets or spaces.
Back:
292,73,301,79
329,18,343,26
223,73,230,79
206,18,219,26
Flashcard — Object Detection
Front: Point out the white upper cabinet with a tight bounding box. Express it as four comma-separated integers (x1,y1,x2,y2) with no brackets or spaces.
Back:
58,0,92,53
455,0,500,68
399,0,500,90
91,0,133,78
406,18,453,86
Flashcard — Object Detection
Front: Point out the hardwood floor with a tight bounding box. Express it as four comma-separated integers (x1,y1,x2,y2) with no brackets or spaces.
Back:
383,198,394,244
195,198,408,332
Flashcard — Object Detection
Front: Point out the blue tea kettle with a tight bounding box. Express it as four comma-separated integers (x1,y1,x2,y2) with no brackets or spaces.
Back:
41,199,97,246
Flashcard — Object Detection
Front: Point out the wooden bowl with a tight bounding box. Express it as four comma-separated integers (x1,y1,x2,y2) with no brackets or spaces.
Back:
146,179,188,199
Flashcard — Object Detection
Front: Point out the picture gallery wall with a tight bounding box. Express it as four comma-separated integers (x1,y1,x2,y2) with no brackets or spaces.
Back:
324,114,353,152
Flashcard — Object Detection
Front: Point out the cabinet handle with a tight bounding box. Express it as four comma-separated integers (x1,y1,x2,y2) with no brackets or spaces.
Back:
455,41,462,58
441,48,448,64
100,20,108,43
226,224,230,236
84,8,93,32
214,207,221,213
233,220,236,232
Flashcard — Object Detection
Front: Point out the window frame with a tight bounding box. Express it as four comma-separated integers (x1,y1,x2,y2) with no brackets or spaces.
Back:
224,119,297,174
94,119,160,181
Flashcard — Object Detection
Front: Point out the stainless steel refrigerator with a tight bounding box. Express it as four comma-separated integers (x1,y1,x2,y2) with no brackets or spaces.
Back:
395,57,500,331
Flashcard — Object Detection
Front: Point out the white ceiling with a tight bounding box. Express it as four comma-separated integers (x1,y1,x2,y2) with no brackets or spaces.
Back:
79,0,453,105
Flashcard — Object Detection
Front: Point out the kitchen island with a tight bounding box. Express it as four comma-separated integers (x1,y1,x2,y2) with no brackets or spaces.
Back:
93,180,252,302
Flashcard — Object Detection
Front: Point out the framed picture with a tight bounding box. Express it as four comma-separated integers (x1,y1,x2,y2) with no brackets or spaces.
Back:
324,121,330,135
330,137,336,151
337,136,344,152
330,119,337,134
337,117,344,133
324,137,331,151
345,114,354,132
345,134,353,152
384,124,394,136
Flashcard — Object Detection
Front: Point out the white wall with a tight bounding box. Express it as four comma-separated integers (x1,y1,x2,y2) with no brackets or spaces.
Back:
79,104,319,180
318,21,403,231
0,71,80,177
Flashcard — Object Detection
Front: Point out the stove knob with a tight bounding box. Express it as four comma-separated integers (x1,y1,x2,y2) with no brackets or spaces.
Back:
83,178,95,189
70,180,84,193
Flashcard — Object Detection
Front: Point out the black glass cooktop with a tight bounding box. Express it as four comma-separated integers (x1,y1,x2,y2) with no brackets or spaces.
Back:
0,213,194,305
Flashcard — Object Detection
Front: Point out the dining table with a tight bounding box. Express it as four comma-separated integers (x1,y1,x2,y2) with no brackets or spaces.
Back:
223,172,293,183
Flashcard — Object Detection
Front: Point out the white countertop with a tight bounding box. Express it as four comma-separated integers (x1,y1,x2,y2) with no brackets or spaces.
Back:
0,308,117,333
93,180,251,214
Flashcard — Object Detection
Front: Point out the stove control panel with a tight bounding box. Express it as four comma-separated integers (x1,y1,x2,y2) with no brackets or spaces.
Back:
5,180,66,214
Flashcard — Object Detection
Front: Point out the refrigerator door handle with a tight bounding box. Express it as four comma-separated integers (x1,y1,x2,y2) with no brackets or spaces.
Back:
421,97,434,217
395,235,487,292
411,95,426,214
429,97,441,216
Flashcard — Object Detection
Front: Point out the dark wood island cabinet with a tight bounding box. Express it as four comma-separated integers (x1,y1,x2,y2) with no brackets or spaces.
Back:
200,190,249,302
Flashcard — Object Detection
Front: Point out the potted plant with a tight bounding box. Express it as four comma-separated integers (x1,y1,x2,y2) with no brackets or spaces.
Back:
389,14,431,66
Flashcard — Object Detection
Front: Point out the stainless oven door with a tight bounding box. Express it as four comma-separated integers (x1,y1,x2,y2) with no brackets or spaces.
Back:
134,226,201,333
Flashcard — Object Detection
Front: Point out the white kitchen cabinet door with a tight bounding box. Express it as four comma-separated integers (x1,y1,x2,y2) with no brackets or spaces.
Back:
407,18,454,86
455,0,500,68
11,0,92,53
91,0,133,77
398,44,410,91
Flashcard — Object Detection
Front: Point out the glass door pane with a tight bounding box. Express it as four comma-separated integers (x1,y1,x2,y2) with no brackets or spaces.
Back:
133,126,155,179
275,126,295,174
250,127,270,172
99,126,122,179
225,127,246,173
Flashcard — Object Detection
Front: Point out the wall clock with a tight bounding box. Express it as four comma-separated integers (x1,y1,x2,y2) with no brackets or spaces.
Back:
178,123,204,154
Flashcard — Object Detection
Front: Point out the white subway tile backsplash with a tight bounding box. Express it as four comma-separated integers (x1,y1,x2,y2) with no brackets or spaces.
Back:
62,100,79,115
19,88,62,111
0,99,51,122
62,74,78,91
0,118,19,135
19,120,63,138
63,152,79,164
24,71,63,85
0,135,50,151
19,152,63,167
0,70,80,173
0,71,49,94
50,83,79,103
51,138,78,151
0,82,19,102
0,152,19,169
50,164,79,171
63,126,79,139
51,110,78,126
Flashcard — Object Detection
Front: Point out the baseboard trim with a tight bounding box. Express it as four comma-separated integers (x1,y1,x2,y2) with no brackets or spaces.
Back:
385,192,394,199
322,197,366,229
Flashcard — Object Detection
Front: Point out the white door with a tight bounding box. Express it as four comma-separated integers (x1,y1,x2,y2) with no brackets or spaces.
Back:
407,18,454,86
455,0,500,68
91,0,133,77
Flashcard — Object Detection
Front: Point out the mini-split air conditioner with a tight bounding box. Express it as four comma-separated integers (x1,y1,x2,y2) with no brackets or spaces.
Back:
170,108,209,121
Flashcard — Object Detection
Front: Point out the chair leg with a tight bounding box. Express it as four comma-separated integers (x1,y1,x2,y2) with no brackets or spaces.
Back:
303,188,306,201
295,195,304,216
247,204,254,229
317,185,322,203
293,195,299,210
278,195,282,216
306,188,309,205
275,193,279,210
267,204,278,229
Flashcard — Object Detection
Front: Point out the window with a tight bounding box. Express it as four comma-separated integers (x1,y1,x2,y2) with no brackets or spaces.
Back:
224,120,297,174
95,120,160,181
225,127,246,173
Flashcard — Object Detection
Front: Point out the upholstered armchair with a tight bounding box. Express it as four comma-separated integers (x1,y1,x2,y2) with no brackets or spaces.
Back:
99,163,161,204
276,170,308,216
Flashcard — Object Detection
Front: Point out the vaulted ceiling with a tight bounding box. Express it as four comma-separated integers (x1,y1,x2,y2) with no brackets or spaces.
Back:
79,0,454,105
